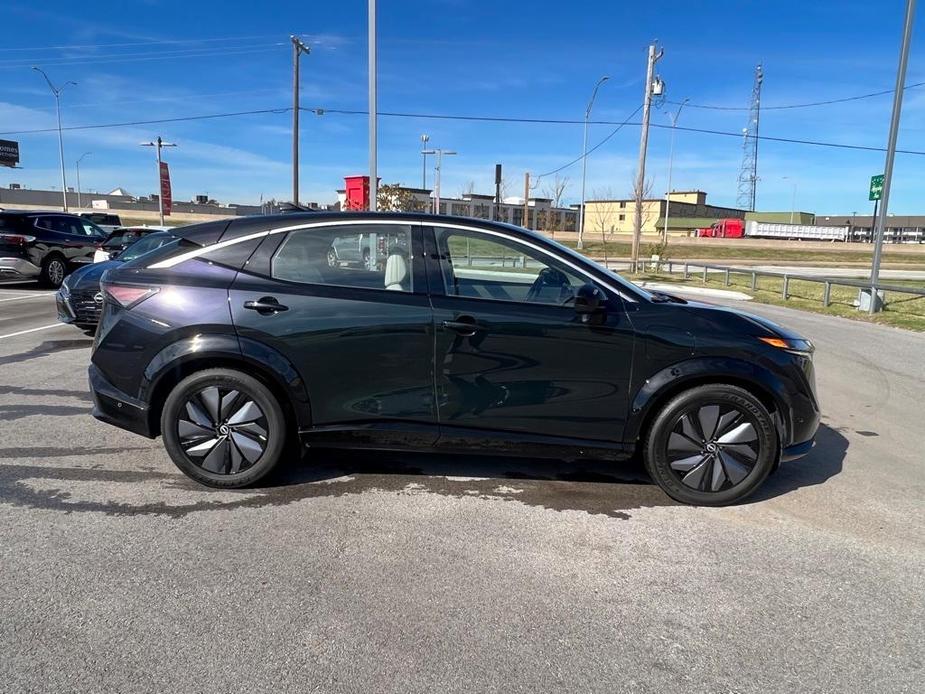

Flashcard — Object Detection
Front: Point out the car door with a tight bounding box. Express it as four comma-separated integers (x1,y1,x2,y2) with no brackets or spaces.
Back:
229,221,437,445
427,224,636,446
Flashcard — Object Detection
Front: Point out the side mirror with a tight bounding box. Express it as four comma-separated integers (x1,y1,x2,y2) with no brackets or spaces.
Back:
574,283,607,322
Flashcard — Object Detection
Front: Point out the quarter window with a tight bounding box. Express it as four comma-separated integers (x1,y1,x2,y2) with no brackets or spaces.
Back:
434,227,593,306
271,224,414,293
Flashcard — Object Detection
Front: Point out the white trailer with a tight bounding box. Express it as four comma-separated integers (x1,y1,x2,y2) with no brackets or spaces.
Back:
745,221,848,242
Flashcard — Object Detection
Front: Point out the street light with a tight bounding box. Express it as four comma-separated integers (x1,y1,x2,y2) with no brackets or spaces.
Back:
420,148,456,214
578,75,609,249
420,134,430,189
75,152,92,210
662,98,689,242
781,176,797,224
33,67,76,212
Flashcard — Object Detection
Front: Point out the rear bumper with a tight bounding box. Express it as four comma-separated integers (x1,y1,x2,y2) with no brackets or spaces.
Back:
0,257,40,280
88,364,155,438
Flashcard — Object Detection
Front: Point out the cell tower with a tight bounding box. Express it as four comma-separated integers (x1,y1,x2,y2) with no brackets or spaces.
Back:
736,64,763,211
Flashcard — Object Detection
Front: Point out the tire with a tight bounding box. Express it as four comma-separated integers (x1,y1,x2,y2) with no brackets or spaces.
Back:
362,248,371,271
160,368,289,488
40,255,67,288
326,247,338,267
643,384,778,506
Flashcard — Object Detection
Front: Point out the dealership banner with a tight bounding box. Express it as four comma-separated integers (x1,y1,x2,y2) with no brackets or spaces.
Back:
159,161,172,216
0,139,19,168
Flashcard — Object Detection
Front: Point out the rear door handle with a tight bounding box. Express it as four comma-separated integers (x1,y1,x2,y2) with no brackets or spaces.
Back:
442,317,480,336
243,296,289,315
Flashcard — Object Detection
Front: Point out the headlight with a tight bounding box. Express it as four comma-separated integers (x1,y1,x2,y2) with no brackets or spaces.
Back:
758,336,814,357
59,277,71,298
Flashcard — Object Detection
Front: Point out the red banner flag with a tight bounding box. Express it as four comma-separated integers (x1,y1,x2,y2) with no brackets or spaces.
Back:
159,161,172,216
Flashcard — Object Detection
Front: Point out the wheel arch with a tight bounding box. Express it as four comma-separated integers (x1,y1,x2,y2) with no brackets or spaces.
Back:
627,357,789,452
142,335,311,437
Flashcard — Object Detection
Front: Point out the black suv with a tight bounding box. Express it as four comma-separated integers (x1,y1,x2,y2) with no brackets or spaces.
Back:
89,213,820,506
0,211,107,286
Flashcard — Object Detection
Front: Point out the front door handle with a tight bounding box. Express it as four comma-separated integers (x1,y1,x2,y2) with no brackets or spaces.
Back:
442,317,480,336
243,296,289,315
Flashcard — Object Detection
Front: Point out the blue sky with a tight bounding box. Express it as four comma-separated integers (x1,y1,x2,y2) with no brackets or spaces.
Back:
1,0,922,215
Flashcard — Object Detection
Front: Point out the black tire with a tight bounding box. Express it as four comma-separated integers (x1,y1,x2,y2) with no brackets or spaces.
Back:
326,247,338,267
362,248,371,271
643,384,778,506
75,323,96,336
40,255,67,288
161,368,288,488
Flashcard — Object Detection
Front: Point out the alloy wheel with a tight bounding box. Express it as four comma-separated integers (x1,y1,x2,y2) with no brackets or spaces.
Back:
48,260,65,286
177,386,268,475
665,404,760,493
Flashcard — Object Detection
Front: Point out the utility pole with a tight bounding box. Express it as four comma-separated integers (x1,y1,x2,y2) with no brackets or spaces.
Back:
33,67,76,212
494,163,502,221
76,151,91,209
422,148,457,214
140,136,176,226
631,44,663,268
663,98,689,243
291,36,310,207
578,75,610,249
420,134,430,189
523,172,531,230
870,0,916,314
368,0,378,211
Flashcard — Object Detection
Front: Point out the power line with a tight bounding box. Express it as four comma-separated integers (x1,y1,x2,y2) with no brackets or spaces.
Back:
536,105,643,178
0,45,285,69
5,104,925,158
0,34,293,53
669,80,925,111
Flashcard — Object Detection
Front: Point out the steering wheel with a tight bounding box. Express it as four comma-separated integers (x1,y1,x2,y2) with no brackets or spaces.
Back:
525,267,572,303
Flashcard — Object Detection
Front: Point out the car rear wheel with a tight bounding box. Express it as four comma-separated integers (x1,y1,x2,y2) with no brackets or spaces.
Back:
40,255,67,288
643,384,777,506
161,368,288,488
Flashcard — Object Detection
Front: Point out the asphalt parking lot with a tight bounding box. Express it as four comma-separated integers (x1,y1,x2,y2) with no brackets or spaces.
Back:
0,282,922,693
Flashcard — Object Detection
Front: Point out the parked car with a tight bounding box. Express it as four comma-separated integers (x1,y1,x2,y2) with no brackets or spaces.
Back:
58,230,177,332
93,225,173,263
0,211,107,286
88,212,820,506
79,212,123,233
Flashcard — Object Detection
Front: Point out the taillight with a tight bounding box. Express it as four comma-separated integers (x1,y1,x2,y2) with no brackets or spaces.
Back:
0,233,36,246
102,282,159,308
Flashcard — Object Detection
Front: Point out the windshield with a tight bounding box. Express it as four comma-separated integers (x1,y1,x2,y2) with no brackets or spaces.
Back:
118,232,177,261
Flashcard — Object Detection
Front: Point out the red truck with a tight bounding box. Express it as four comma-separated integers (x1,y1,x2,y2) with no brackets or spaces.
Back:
697,218,745,238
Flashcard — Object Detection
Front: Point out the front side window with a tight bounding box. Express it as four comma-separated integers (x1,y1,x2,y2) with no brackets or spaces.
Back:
271,224,413,293
435,227,592,306
79,220,106,237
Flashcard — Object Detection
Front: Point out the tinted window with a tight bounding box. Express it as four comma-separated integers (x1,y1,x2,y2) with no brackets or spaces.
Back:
435,227,590,306
118,233,176,261
271,224,413,293
79,220,106,238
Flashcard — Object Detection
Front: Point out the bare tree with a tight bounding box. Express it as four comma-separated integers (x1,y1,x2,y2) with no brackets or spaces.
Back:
630,175,656,267
543,174,569,208
377,183,417,212
589,187,618,236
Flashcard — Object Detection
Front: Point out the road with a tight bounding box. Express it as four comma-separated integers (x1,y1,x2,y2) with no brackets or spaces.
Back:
0,282,922,693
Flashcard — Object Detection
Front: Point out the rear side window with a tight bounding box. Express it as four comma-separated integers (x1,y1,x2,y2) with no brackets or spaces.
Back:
271,224,413,293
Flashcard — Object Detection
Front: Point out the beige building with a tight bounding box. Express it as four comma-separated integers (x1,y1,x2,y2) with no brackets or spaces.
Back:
582,191,745,237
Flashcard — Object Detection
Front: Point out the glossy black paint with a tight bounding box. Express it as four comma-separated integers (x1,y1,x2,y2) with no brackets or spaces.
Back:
89,212,819,466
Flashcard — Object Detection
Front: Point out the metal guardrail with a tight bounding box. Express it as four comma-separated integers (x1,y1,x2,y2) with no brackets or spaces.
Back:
637,259,925,307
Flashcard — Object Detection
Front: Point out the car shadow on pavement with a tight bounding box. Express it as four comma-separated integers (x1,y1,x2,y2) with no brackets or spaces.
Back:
748,423,847,503
0,339,93,367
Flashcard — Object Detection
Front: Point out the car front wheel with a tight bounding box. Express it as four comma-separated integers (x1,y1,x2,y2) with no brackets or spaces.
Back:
644,384,777,506
161,368,289,488
40,256,67,288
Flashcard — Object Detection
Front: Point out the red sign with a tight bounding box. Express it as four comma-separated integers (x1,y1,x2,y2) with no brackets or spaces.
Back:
159,161,172,216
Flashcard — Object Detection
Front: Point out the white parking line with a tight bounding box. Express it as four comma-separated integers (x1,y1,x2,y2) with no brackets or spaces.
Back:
0,293,54,303
0,323,64,340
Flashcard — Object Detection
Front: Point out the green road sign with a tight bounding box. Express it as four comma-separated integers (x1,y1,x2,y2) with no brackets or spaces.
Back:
869,174,884,201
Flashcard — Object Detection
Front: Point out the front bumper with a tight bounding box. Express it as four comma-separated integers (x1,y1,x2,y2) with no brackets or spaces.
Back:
57,288,102,327
781,439,814,462
88,364,155,438
0,257,41,280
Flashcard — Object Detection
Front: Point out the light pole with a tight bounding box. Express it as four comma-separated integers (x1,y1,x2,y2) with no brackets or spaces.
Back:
368,0,378,211
33,67,76,212
782,176,797,224
75,151,91,209
662,98,689,242
421,148,456,214
578,75,609,250
140,137,177,226
420,134,430,189
291,35,311,207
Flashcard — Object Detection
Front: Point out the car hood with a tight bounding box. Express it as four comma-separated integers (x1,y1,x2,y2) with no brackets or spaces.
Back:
680,298,806,340
66,259,120,291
